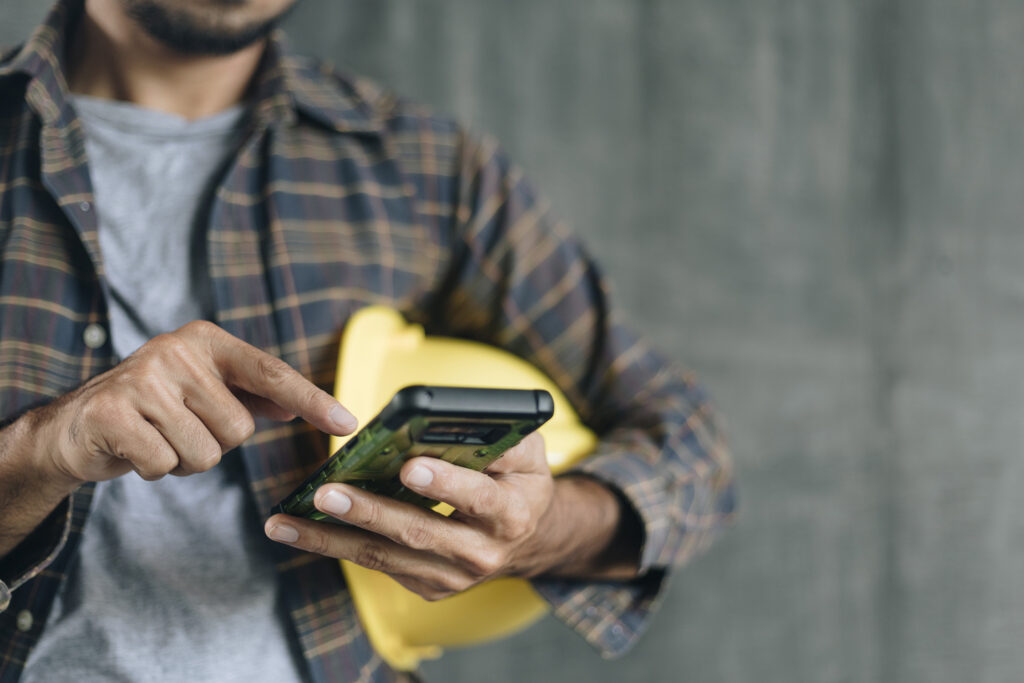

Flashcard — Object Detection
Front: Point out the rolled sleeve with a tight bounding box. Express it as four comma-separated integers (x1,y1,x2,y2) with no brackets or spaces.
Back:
434,129,736,656
531,571,666,658
530,386,735,658
0,495,73,613
575,366,737,576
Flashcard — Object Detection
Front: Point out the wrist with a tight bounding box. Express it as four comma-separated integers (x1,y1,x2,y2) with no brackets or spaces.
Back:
15,405,83,498
526,476,642,581
0,409,79,558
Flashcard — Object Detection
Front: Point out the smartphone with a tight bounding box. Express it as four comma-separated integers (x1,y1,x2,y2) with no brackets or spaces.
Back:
271,385,554,521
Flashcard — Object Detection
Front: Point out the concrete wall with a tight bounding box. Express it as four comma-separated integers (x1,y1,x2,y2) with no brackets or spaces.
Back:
4,1,1023,681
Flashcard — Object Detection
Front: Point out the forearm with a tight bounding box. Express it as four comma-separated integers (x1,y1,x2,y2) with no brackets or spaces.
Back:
0,410,77,558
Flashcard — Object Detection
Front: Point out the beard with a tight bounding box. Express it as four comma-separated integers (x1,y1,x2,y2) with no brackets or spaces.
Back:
121,0,297,56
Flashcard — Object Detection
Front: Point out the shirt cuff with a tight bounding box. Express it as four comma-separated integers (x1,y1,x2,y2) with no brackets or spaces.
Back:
530,568,666,658
0,495,73,612
530,442,733,657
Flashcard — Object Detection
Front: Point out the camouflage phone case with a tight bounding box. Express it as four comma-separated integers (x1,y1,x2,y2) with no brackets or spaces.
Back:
271,386,553,521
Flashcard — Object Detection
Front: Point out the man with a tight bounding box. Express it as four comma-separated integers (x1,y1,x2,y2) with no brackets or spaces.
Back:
0,0,735,680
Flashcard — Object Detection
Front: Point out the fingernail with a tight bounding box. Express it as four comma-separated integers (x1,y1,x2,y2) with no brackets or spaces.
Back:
267,523,299,543
407,465,433,488
329,404,358,431
319,489,352,516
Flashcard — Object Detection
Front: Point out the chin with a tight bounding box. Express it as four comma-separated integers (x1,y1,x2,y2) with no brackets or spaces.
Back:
121,0,298,56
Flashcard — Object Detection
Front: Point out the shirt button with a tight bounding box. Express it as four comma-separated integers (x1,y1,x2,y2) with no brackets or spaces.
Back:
83,323,107,349
79,201,91,212
16,609,33,632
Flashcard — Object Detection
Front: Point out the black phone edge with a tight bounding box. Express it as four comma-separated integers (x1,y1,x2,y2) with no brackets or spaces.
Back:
269,385,554,517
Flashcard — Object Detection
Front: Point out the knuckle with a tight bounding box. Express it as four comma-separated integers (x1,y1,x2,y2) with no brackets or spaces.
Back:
118,360,163,393
222,411,256,445
303,384,326,411
422,587,456,602
133,459,171,481
464,546,503,578
439,572,474,595
153,334,191,360
203,444,223,466
305,531,332,558
181,319,219,338
354,542,389,572
352,497,384,529
139,371,171,397
399,518,434,551
466,483,500,518
147,447,179,474
188,446,222,473
112,365,143,390
254,355,291,383
189,365,221,393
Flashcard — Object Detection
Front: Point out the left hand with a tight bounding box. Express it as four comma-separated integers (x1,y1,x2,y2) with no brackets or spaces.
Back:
264,433,561,601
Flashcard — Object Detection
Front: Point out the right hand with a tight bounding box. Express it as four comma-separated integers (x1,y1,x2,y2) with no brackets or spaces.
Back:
30,320,357,488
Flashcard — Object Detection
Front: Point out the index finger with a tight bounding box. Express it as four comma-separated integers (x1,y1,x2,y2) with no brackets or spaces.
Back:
207,328,357,436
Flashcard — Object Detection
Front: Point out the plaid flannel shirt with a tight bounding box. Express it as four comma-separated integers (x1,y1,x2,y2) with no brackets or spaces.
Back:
0,2,736,681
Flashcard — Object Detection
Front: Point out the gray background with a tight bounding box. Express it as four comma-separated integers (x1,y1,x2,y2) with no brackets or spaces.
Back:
3,1,1023,682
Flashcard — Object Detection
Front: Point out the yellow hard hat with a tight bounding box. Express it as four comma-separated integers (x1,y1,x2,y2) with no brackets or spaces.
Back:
331,306,597,670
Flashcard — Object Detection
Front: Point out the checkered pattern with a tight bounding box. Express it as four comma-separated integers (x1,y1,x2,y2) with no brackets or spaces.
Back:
0,1,735,680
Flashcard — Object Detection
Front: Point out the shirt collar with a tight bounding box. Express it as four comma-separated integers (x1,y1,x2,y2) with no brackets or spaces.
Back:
0,0,80,127
251,31,386,136
0,0,385,136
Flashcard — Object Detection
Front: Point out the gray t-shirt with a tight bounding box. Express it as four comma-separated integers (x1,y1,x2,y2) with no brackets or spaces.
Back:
22,96,308,682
